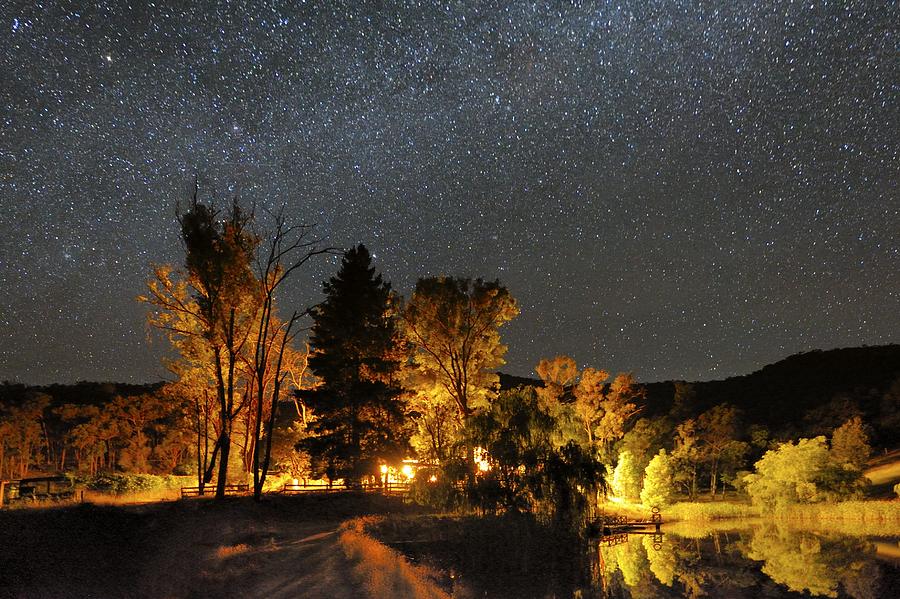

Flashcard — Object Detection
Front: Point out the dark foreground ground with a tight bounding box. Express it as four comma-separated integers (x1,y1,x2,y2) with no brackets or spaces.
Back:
0,493,424,599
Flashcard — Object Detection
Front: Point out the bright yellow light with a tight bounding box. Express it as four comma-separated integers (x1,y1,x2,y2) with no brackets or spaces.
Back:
379,464,388,474
291,478,299,486
474,446,491,472
429,474,438,483
401,464,414,479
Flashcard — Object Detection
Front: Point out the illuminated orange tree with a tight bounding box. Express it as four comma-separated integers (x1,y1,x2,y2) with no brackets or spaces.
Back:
402,277,518,485
141,195,326,498
535,355,644,462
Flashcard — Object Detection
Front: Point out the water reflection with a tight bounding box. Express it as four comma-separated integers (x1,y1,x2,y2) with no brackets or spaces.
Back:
596,521,897,598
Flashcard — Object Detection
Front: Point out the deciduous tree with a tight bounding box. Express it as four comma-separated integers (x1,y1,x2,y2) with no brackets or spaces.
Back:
141,196,260,497
694,404,748,497
829,416,870,471
640,449,675,508
610,450,642,501
402,277,518,482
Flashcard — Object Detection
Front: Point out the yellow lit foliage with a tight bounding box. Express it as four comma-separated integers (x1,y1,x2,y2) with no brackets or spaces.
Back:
743,523,872,598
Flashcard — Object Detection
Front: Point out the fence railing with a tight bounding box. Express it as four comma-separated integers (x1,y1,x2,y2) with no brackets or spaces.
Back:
177,481,411,499
277,481,410,496
180,483,250,498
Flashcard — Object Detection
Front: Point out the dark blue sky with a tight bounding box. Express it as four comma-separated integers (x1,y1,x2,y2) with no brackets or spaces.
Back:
1,1,897,385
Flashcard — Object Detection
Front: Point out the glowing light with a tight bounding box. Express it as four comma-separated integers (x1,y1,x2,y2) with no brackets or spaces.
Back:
379,464,388,475
291,478,299,486
429,474,438,483
401,464,414,479
474,446,491,472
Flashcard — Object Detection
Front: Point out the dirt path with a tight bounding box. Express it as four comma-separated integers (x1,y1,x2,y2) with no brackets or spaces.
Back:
158,521,361,599
0,493,422,599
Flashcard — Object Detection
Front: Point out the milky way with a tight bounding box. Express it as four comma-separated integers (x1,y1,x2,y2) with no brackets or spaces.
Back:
0,1,897,385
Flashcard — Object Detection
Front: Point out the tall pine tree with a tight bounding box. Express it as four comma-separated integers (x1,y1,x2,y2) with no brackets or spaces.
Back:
299,245,409,485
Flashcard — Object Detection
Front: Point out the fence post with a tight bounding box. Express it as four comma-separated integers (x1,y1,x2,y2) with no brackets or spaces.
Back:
0,480,5,508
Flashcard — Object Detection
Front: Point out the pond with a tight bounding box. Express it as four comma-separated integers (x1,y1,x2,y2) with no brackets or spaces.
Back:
377,516,900,599
592,520,899,598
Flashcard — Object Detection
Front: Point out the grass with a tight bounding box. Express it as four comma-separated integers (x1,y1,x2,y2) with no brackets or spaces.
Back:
776,500,900,523
598,495,900,525
597,498,759,522
339,516,451,599
666,501,761,521
215,543,251,559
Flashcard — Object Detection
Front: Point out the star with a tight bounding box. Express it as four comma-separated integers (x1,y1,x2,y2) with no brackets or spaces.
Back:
0,1,896,385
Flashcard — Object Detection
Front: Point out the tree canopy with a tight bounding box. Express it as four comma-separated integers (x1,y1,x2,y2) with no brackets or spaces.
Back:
403,277,519,421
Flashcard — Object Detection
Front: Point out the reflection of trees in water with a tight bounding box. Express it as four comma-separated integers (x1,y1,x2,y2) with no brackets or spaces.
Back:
642,535,675,586
598,531,757,598
595,523,889,599
741,523,879,598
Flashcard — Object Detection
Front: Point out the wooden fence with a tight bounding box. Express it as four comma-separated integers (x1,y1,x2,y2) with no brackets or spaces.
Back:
180,483,250,498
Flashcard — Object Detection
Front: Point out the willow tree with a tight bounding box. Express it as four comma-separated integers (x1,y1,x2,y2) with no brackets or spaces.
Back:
402,277,518,481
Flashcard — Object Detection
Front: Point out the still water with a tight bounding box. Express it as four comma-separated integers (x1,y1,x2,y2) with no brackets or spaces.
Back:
593,520,899,598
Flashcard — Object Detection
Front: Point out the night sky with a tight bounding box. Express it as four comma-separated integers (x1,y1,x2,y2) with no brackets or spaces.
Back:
1,1,897,386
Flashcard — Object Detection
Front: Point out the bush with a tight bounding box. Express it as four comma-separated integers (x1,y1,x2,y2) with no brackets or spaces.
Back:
408,468,460,511
744,437,868,512
79,473,182,495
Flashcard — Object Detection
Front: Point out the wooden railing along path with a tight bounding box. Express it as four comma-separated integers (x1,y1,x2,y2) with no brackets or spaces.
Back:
179,481,410,499
180,483,250,498
278,482,410,496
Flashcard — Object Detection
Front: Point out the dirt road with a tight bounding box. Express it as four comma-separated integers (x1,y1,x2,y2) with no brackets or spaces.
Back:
0,493,419,598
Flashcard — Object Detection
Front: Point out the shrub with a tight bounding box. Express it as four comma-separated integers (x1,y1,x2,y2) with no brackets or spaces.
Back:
79,473,183,495
408,468,460,511
744,437,868,512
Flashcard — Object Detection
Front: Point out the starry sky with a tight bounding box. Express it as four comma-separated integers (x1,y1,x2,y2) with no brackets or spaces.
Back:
0,1,897,386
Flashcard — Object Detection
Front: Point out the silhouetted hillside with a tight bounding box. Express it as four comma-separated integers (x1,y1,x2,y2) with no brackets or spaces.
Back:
0,380,163,409
674,345,899,445
501,344,900,448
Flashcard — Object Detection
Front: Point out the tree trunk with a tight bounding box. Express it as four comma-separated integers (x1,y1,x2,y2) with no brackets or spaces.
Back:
214,345,231,499
216,428,230,498
709,458,719,498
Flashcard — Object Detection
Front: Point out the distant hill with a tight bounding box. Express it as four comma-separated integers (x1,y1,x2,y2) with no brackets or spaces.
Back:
501,344,900,448
0,380,163,409
3,345,898,448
